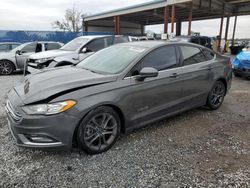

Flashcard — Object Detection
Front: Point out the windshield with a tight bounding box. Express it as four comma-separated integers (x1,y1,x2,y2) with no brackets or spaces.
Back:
61,38,89,51
77,46,146,74
10,42,32,52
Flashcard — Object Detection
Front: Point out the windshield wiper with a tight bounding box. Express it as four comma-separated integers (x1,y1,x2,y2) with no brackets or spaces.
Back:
82,68,101,74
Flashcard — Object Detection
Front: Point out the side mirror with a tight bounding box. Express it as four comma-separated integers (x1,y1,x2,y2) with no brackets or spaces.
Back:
80,48,87,53
137,67,158,81
16,50,21,55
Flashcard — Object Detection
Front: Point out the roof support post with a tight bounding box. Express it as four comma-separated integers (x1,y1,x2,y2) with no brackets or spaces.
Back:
84,21,88,32
218,16,224,52
171,5,175,34
164,6,169,34
188,1,193,36
218,3,225,52
141,25,145,35
114,16,121,35
176,20,182,36
224,16,230,53
232,15,238,46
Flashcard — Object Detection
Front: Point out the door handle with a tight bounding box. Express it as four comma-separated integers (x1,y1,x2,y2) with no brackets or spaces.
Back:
170,73,179,78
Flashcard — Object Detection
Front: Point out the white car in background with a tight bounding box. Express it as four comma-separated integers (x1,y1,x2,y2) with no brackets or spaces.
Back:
26,35,131,73
0,41,63,75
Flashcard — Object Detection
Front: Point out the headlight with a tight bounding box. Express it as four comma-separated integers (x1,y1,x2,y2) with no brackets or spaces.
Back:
36,57,54,64
22,100,76,115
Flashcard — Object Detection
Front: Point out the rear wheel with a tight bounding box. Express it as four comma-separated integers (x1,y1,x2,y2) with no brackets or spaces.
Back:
0,60,15,75
206,81,226,110
77,107,120,154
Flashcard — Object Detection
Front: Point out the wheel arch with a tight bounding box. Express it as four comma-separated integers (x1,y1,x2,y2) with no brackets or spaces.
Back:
72,103,126,148
216,77,228,94
0,59,16,70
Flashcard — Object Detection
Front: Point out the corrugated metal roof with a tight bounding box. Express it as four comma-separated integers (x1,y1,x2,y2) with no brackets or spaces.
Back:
84,0,192,21
224,0,250,4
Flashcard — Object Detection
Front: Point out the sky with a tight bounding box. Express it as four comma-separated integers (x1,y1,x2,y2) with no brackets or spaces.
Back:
0,0,249,39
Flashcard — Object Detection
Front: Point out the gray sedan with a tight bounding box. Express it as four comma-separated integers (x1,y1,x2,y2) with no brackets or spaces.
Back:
5,41,232,154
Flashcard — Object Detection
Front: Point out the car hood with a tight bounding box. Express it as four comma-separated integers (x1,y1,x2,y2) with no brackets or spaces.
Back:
14,66,117,104
29,49,76,60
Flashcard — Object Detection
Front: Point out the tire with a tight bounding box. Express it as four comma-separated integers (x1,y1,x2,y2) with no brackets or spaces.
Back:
206,81,226,110
77,106,121,154
0,60,15,75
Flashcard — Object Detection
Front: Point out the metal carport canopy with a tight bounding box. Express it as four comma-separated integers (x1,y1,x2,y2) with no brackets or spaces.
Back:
83,0,250,36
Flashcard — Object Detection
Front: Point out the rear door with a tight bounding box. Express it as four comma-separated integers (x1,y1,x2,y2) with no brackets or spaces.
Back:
16,42,37,69
124,45,183,128
178,45,215,106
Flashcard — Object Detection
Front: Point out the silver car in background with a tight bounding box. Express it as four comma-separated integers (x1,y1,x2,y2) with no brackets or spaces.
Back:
0,42,21,53
0,41,63,75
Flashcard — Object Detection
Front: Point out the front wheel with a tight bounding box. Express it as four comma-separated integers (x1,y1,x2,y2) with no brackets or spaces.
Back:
77,107,120,154
0,60,15,75
206,81,226,110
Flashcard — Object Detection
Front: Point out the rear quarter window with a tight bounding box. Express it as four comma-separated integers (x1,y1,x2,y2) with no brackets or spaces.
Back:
45,43,61,51
180,46,207,66
202,49,215,61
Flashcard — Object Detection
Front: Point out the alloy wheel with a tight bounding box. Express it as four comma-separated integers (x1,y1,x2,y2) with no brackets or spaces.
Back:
83,112,118,152
0,61,13,75
210,82,225,108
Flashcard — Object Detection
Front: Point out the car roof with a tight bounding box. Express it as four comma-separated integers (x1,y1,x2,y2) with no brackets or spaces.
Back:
76,35,112,40
118,41,166,48
37,41,60,44
115,40,211,50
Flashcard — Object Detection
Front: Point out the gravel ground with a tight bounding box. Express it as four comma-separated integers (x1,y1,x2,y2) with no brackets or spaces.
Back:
0,74,249,188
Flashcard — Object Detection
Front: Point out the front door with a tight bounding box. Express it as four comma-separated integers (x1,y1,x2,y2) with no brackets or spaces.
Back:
124,46,183,129
16,42,38,69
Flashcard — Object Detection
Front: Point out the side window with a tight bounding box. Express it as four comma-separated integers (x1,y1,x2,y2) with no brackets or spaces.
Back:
21,43,37,53
35,43,42,53
45,43,61,51
114,36,129,44
11,44,20,50
180,46,207,66
141,46,177,71
86,38,105,52
127,62,142,77
0,44,7,52
104,37,113,47
202,49,214,61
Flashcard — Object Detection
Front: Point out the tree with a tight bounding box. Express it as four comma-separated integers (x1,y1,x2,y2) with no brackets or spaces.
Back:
52,6,86,32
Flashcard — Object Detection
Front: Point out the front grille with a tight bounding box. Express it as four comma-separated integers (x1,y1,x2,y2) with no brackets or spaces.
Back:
5,100,22,122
